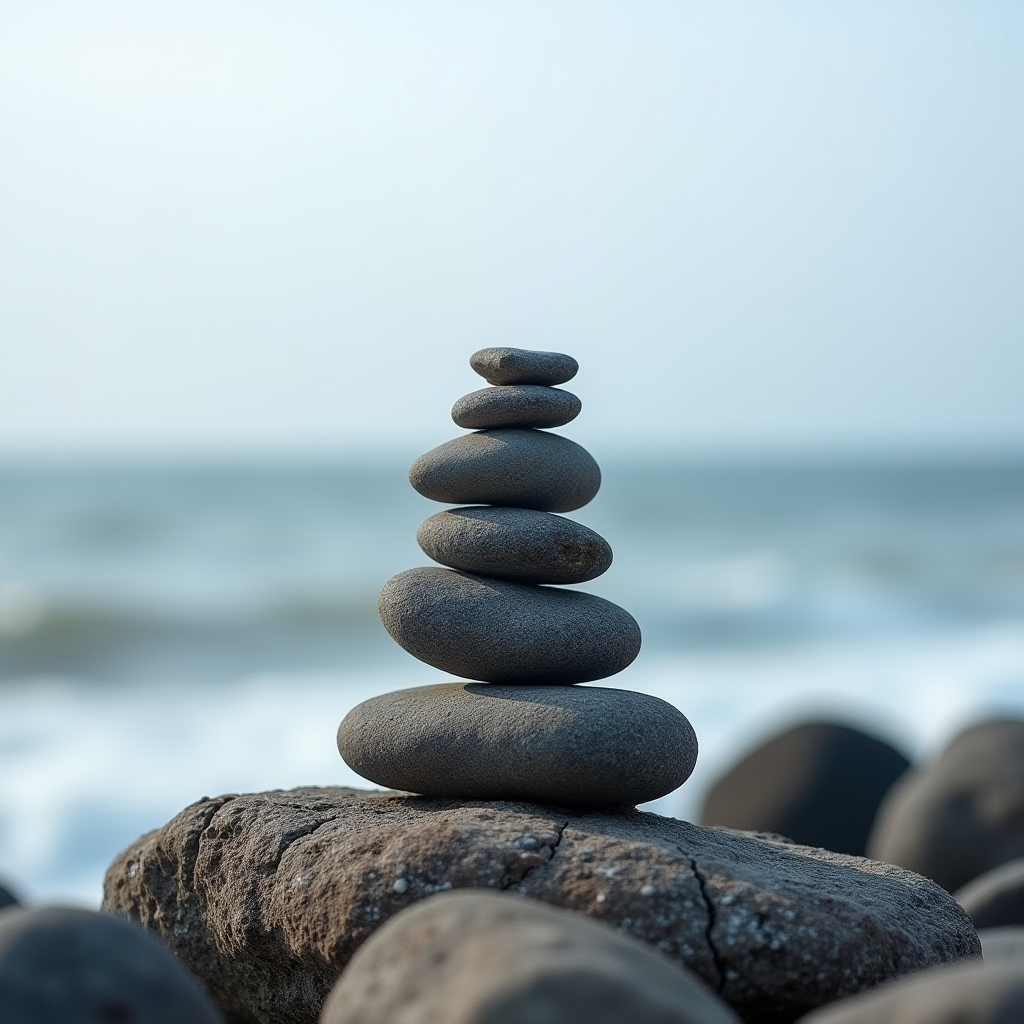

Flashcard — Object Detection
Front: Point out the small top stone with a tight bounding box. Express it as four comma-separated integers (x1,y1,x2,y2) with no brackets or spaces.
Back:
470,347,578,386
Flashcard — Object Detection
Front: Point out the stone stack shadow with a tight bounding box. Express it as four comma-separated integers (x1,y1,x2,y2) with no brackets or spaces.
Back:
338,347,698,808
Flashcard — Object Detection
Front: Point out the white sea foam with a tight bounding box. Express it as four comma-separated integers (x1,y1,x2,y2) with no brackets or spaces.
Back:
2,623,1023,906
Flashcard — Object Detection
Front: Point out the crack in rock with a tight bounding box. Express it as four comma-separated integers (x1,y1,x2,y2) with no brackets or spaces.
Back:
686,851,726,994
501,821,568,891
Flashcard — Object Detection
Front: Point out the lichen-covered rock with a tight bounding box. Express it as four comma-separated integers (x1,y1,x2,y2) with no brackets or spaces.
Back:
102,788,979,1024
321,890,741,1024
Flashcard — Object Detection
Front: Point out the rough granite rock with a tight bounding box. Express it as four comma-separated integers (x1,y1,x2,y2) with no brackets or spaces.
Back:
955,857,1024,929
409,429,601,512
416,506,613,584
102,788,980,1024
378,567,641,684
452,385,582,430
701,722,910,857
0,905,223,1023
868,718,1024,892
320,890,741,1024
470,347,579,386
799,960,1022,1024
337,683,698,806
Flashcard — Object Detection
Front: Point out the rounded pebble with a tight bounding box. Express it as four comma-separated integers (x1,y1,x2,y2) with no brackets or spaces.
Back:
0,905,223,1023
451,385,581,430
409,429,600,512
338,682,697,807
378,567,641,684
416,507,612,584
470,347,578,386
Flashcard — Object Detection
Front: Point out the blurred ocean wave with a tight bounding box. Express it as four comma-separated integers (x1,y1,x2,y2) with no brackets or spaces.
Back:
0,456,1022,901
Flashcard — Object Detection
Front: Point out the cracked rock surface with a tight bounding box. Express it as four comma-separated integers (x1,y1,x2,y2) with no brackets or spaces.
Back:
102,787,979,1024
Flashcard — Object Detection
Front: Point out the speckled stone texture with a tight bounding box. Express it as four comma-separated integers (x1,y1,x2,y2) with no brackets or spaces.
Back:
378,568,641,684
338,683,697,807
868,718,1024,892
0,905,223,1024
469,347,578,386
800,960,1021,1024
321,890,741,1024
955,857,1024,929
451,384,582,430
102,788,979,1024
700,722,910,857
409,429,600,512
416,506,612,584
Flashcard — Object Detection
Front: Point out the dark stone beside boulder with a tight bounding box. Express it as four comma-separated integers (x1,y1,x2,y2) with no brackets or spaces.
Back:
799,960,1022,1024
868,718,1024,892
470,347,578,386
321,890,741,1024
700,722,910,857
0,905,222,1023
0,882,17,910
338,683,697,807
416,506,613,584
378,567,641,684
409,428,600,512
956,858,1024,929
452,385,582,429
103,787,980,1024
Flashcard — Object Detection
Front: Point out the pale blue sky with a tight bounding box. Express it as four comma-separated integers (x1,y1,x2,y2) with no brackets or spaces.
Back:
1,1,1022,455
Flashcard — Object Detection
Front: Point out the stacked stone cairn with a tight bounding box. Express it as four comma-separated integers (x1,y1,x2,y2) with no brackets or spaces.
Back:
338,347,698,808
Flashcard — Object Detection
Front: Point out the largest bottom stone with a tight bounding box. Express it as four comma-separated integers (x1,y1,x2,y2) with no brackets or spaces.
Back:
102,788,979,1024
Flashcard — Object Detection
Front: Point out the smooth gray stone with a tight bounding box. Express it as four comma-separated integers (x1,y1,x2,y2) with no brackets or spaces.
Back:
409,428,600,512
868,718,1024,892
0,905,222,1024
320,890,740,1024
104,788,979,1024
416,506,612,584
470,347,578,386
378,567,640,684
799,960,1023,1024
337,682,697,807
957,858,1024,929
979,927,1024,960
451,385,581,429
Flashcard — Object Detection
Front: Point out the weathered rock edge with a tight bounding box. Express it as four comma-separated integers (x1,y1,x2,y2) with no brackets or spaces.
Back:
102,788,979,1024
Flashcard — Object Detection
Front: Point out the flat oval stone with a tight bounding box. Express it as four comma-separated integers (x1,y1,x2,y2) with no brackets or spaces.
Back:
409,429,600,512
416,507,612,584
470,347,578,386
451,385,581,430
338,682,697,807
378,567,641,683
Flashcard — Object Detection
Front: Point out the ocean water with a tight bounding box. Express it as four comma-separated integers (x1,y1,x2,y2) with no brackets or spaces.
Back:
1,457,1023,903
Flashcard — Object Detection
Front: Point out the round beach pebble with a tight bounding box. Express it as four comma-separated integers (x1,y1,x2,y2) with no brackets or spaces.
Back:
451,384,581,430
321,890,739,1024
378,567,641,684
956,857,1024,929
409,428,600,512
700,721,910,856
0,905,222,1023
470,347,578,386
799,959,1024,1024
338,682,697,807
868,718,1024,892
416,506,612,584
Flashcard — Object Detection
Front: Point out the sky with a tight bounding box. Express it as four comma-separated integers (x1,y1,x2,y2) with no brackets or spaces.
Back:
0,0,1022,457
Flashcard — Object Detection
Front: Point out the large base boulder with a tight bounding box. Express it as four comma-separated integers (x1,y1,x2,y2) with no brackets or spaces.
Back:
102,787,979,1024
